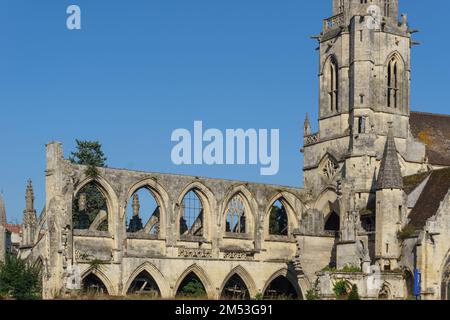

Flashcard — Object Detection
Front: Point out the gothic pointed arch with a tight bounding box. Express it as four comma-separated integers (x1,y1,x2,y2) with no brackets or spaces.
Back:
323,55,339,112
221,185,257,238
378,282,393,300
123,262,170,298
81,268,113,295
72,176,119,233
219,266,257,299
176,181,216,241
385,51,406,111
319,153,340,181
262,269,303,300
174,264,214,299
264,192,302,238
314,188,342,233
124,178,170,239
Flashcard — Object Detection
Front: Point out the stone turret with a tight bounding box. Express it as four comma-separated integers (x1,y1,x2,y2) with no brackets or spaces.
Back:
375,126,406,271
127,193,143,233
0,193,6,262
0,192,6,226
22,180,37,248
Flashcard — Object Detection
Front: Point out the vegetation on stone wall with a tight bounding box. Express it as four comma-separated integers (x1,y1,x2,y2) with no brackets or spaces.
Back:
322,264,362,273
0,254,41,300
398,225,417,240
306,289,320,300
69,139,107,178
332,280,349,300
332,281,360,300
347,284,360,300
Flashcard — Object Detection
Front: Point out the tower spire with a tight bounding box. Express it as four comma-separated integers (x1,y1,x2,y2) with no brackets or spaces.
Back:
304,113,312,137
0,192,6,226
377,124,404,190
132,193,140,217
22,179,37,247
25,179,35,212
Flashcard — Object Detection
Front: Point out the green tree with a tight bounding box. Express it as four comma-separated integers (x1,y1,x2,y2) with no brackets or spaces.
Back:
269,203,288,236
69,140,107,177
0,255,41,300
177,276,206,298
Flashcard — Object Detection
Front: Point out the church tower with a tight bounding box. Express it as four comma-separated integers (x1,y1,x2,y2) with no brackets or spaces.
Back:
22,180,37,248
303,0,420,227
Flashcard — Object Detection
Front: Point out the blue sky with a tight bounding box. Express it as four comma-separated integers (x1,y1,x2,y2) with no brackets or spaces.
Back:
1,1,449,222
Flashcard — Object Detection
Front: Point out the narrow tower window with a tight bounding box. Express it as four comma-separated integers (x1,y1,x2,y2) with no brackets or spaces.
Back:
338,0,344,14
387,57,400,109
384,0,391,17
328,58,339,112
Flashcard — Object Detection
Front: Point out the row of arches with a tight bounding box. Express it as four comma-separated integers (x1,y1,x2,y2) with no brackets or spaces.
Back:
322,51,407,112
81,264,302,300
72,179,300,240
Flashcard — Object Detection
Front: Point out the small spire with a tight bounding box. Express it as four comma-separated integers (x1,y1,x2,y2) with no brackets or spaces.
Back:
25,179,35,212
132,194,140,217
0,192,6,226
377,124,404,190
304,113,312,136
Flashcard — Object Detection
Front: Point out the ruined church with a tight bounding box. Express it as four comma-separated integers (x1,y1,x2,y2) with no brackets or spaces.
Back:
2,0,450,300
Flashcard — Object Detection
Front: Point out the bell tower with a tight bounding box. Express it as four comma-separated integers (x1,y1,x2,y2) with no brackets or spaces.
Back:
303,0,418,198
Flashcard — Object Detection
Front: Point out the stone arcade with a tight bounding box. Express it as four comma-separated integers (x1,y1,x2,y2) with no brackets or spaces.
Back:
2,0,450,300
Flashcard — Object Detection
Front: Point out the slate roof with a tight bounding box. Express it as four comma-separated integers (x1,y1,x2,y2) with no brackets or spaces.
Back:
377,129,404,190
407,168,450,230
403,171,431,195
410,112,450,166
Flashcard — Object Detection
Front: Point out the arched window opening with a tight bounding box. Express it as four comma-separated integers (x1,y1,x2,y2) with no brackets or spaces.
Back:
324,211,340,232
384,0,391,17
176,272,207,298
378,284,391,300
264,276,300,300
387,56,401,109
328,58,339,112
73,182,108,231
82,273,108,296
127,271,161,298
126,188,160,236
180,190,204,237
225,195,246,234
269,200,288,236
221,274,250,300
